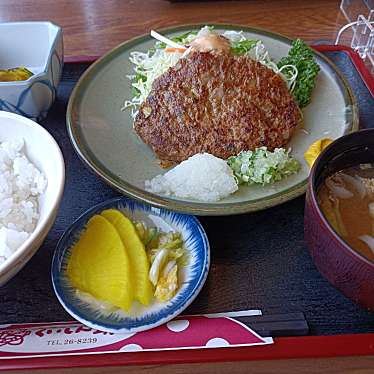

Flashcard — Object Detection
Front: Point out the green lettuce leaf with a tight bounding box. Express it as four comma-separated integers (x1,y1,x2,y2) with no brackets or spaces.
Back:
230,39,258,55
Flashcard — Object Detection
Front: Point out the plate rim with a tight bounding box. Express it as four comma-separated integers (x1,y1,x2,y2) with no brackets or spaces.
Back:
66,23,359,216
51,196,211,333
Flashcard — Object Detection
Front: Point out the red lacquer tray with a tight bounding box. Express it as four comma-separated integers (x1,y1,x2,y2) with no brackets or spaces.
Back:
1,45,373,371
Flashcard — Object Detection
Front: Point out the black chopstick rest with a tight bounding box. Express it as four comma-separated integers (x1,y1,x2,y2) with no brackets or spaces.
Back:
234,312,309,337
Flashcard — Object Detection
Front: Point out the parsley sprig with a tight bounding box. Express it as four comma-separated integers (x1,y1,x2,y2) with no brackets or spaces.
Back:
278,39,320,108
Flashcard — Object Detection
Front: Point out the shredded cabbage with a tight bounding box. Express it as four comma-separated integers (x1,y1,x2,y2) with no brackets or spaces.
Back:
223,30,298,89
222,30,247,42
123,49,183,118
245,41,298,91
227,147,300,185
122,26,299,116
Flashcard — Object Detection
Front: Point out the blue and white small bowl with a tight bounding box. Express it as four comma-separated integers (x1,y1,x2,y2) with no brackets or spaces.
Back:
0,22,63,121
52,197,210,333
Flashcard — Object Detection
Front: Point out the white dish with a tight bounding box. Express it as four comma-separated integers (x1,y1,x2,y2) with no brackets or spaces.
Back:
0,111,65,286
0,22,63,121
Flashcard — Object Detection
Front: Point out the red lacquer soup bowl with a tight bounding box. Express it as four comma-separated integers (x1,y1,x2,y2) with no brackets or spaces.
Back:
305,129,374,310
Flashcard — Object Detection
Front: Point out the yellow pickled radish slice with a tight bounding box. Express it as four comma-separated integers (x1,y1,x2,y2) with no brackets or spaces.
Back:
66,215,133,311
0,67,33,82
304,138,333,168
101,209,154,306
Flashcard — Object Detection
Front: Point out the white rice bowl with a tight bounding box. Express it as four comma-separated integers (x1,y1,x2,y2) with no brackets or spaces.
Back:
0,140,47,265
0,111,64,286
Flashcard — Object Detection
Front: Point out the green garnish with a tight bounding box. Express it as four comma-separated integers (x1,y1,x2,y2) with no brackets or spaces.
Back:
156,31,198,50
277,39,320,108
135,72,147,82
172,31,198,44
131,72,147,96
230,39,258,55
227,147,300,185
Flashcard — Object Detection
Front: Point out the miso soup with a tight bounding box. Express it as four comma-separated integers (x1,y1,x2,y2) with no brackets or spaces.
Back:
318,164,374,262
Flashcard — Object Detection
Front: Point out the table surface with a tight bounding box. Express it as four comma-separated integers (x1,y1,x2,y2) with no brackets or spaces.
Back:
1,1,373,373
0,0,349,58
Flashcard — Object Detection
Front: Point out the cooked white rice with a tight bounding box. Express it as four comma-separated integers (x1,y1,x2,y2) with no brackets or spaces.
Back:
0,140,47,265
145,153,238,202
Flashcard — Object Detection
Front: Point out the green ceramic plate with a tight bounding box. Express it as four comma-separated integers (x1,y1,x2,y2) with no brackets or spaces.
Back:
67,24,358,216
